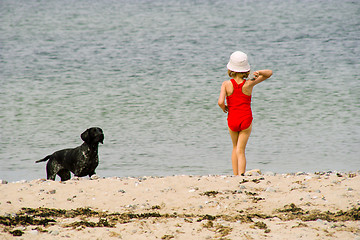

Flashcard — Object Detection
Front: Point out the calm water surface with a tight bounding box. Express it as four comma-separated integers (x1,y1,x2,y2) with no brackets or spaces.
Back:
1,0,359,181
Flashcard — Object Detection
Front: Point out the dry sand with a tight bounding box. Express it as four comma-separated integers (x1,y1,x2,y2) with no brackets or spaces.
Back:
1,170,359,239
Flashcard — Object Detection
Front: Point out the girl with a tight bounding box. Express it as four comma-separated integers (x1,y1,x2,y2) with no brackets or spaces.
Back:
218,51,272,175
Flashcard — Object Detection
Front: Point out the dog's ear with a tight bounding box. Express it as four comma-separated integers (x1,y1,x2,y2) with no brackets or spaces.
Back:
81,129,91,143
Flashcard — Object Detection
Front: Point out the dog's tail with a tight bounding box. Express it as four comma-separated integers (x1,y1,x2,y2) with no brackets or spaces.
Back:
35,155,51,163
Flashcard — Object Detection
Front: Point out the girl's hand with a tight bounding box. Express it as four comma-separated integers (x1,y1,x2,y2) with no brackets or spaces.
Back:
249,71,259,81
223,105,228,113
247,69,272,86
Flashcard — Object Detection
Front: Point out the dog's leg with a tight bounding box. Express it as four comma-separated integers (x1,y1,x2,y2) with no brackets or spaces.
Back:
46,159,62,181
88,170,96,178
46,164,57,181
58,169,71,181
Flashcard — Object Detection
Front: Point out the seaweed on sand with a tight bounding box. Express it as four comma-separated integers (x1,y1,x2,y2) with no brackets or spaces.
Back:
276,204,360,222
1,205,359,236
201,191,220,197
0,214,56,227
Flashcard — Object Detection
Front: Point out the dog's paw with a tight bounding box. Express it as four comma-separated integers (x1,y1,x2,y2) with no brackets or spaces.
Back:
90,175,100,180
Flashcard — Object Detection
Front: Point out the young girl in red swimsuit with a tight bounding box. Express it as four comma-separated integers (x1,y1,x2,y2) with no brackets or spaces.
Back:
218,51,272,175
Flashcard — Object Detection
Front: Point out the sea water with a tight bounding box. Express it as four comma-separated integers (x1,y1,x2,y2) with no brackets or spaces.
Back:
1,0,359,181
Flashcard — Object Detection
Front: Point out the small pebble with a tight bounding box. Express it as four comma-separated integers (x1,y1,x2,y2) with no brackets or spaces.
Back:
264,171,275,176
245,169,262,176
90,175,100,180
16,180,27,184
50,230,59,236
265,187,276,192
29,230,38,235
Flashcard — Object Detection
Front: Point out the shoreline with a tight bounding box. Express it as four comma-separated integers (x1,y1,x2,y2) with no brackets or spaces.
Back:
1,170,359,239
2,169,358,183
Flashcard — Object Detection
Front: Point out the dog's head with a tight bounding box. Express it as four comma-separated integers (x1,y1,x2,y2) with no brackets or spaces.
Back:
81,127,104,145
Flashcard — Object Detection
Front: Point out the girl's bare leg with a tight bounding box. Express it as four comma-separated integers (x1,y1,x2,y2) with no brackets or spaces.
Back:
229,130,239,175
237,124,252,174
229,128,239,175
229,123,252,175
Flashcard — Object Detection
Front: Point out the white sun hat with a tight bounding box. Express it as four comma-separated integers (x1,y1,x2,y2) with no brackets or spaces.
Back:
226,51,250,72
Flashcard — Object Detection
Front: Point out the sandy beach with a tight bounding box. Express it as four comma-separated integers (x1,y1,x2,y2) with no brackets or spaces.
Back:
1,170,359,239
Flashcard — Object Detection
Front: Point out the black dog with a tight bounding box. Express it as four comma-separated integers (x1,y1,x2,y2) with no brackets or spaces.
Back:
36,127,104,181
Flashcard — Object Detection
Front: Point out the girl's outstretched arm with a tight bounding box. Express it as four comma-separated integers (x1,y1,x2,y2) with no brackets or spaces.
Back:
250,69,273,86
218,81,228,113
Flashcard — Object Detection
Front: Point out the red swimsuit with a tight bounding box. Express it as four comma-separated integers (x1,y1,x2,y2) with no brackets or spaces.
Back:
226,79,253,132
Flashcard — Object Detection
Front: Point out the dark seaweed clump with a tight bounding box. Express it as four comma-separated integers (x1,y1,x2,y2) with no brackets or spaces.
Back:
276,204,360,222
201,191,220,197
9,229,24,236
239,177,265,184
0,215,56,227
